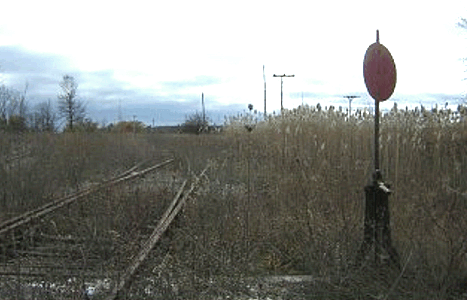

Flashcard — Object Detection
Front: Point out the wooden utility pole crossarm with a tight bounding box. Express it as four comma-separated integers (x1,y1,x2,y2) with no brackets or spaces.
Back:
343,95,360,117
273,74,295,111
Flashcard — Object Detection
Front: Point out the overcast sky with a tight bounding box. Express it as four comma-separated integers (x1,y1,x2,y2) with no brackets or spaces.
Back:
1,0,467,125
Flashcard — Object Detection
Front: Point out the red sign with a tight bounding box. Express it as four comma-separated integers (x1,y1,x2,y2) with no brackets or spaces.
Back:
363,38,397,102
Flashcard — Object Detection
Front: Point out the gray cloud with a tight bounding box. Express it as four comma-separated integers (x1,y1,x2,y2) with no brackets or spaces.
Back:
0,45,69,74
0,46,236,125
78,70,141,101
0,45,71,98
159,75,222,90
89,97,244,126
1,45,464,126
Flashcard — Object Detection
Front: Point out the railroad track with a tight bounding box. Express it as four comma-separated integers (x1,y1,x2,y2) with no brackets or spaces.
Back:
0,159,174,236
0,159,209,300
106,164,209,300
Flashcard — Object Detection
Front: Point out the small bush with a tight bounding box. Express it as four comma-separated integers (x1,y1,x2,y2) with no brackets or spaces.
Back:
182,112,209,134
111,121,146,133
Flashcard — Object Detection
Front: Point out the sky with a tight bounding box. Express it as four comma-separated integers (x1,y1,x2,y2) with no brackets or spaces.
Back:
1,0,467,126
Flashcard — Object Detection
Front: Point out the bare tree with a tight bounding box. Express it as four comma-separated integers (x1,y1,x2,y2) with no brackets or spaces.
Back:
458,18,467,29
10,82,29,131
19,82,29,119
0,85,10,128
32,99,57,132
0,83,29,131
58,75,85,131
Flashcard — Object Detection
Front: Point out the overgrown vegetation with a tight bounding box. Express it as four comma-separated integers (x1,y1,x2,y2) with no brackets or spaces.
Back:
172,103,467,299
182,112,209,134
1,103,466,299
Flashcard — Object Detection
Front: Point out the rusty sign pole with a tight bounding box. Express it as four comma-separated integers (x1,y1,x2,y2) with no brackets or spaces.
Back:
374,30,381,172
357,30,400,269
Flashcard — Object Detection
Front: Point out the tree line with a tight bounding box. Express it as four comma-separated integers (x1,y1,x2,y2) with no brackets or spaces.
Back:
0,74,151,133
0,74,96,133
1,73,215,134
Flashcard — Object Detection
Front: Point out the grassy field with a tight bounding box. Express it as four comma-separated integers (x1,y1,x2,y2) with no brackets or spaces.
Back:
1,104,467,299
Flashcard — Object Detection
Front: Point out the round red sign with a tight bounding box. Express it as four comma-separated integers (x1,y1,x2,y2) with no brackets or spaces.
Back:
363,42,397,102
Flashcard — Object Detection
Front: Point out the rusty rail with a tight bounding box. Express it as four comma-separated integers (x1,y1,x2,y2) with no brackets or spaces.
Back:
106,164,209,300
0,159,174,236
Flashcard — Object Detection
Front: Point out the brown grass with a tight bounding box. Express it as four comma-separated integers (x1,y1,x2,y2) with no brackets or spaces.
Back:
172,104,467,299
1,104,467,299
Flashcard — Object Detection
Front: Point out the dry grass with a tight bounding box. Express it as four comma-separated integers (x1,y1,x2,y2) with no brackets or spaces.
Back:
0,132,170,222
171,104,467,299
1,104,467,299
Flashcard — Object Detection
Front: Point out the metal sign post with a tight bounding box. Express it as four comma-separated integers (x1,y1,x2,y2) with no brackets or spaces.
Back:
357,30,400,269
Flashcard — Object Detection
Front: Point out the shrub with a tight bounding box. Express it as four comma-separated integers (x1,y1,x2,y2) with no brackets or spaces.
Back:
111,121,146,134
182,112,209,134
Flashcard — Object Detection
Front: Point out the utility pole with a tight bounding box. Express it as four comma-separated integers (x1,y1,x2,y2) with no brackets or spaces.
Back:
202,93,205,125
344,95,360,117
118,99,122,122
263,65,267,117
273,74,295,111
